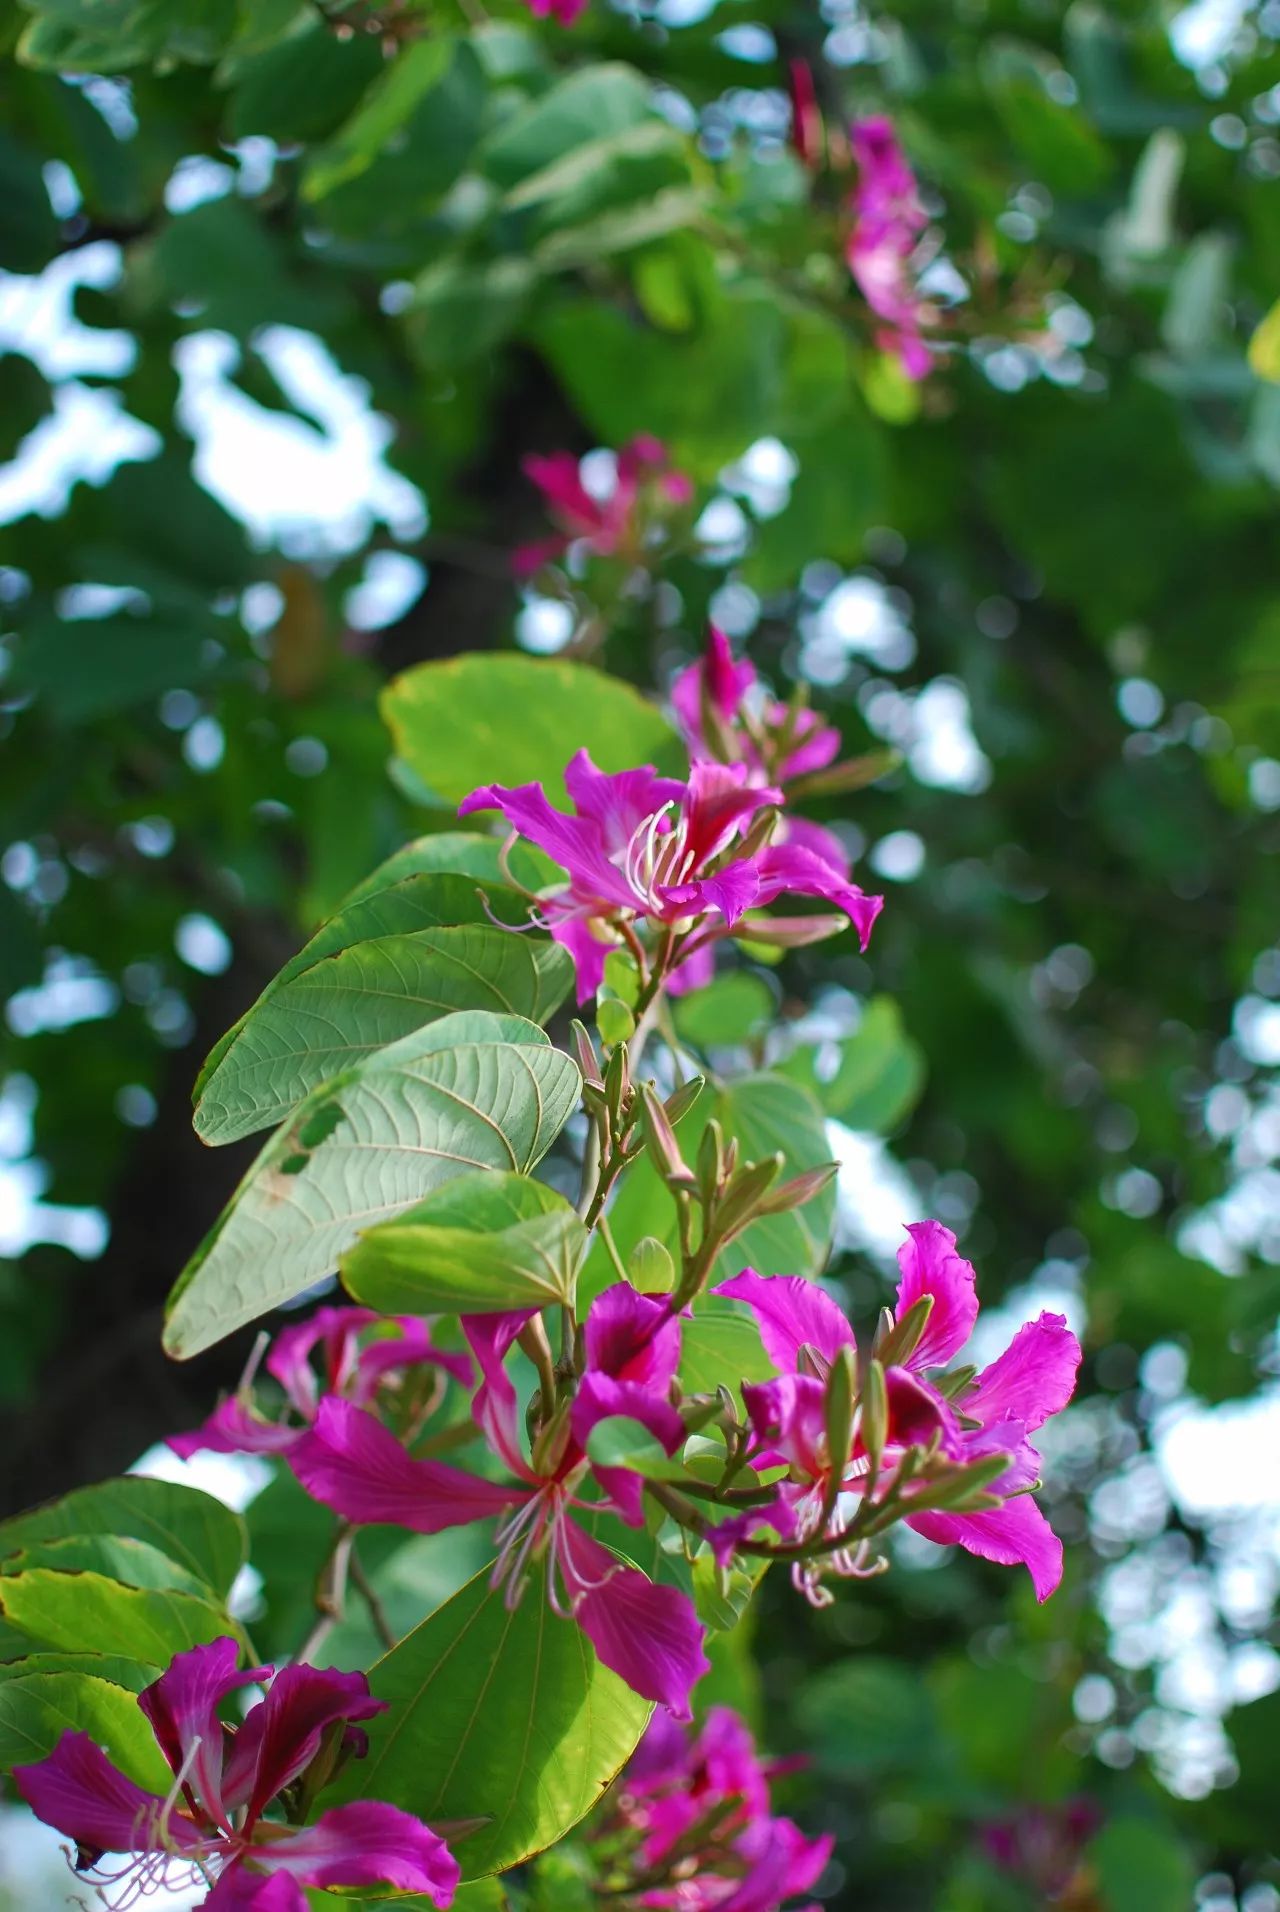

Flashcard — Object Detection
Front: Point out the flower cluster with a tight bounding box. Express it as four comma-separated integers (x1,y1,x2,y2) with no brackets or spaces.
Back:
597,1705,831,1911
291,1287,709,1715
846,116,935,381
710,1222,1081,1605
13,1638,458,1910
514,435,693,581
169,1304,471,1462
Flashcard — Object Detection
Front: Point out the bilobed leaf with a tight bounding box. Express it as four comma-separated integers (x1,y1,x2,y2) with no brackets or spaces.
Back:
1,1533,214,1598
344,1170,588,1314
331,1562,651,1878
0,1570,238,1665
678,1303,777,1402
0,1478,246,1599
381,654,680,810
193,918,572,1146
166,1013,580,1359
0,1672,172,1790
584,1417,691,1483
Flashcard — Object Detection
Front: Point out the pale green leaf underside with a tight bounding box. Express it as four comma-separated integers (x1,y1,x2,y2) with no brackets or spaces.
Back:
344,1169,588,1314
334,1561,651,1879
166,1013,580,1359
194,925,572,1146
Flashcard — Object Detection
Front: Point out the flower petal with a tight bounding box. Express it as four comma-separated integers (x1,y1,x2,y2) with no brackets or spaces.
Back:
137,1637,268,1830
967,1312,1081,1434
559,1521,709,1718
168,1397,303,1461
204,1863,308,1910
550,913,617,1006
893,1220,979,1369
290,1399,520,1532
221,1663,386,1824
907,1490,1065,1603
562,751,687,857
750,844,884,950
461,1309,538,1478
245,1800,459,1904
584,1285,681,1390
12,1731,202,1856
572,1372,685,1525
741,1374,828,1477
713,1270,855,1371
351,1316,474,1396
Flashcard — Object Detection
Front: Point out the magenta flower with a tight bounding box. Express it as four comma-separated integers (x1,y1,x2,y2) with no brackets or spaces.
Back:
513,435,693,578
713,1222,1081,1601
291,1286,709,1717
169,1305,472,1461
981,1797,1101,1896
522,0,588,23
12,1638,458,1910
846,116,933,381
609,1707,832,1912
459,748,883,1003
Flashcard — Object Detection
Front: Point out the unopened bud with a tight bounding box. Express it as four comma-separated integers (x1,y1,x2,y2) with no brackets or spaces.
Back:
629,1236,676,1293
531,1399,574,1477
639,1084,695,1187
752,1161,838,1218
787,749,900,800
663,1075,705,1127
859,1358,888,1474
734,805,781,865
711,1153,784,1245
604,1042,632,1128
874,1293,934,1368
931,1362,978,1402
597,995,636,1047
570,1019,602,1088
735,911,849,949
696,1120,726,1209
824,1345,857,1476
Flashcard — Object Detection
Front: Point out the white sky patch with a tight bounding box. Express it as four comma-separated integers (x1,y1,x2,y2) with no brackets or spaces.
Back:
0,382,160,523
828,1120,922,1260
1169,0,1251,67
174,327,425,557
0,242,134,379
1156,1391,1280,1519
803,575,916,681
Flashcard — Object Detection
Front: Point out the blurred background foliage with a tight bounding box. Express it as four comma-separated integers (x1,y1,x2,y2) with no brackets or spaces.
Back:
0,0,1279,1904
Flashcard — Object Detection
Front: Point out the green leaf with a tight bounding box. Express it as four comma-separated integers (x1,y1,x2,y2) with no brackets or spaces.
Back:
304,38,454,200
0,1650,160,1691
781,997,925,1134
17,0,237,71
409,256,537,370
0,1478,246,1599
332,1562,651,1878
584,1416,690,1483
0,1672,172,1790
1,1533,214,1598
797,1657,937,1776
1091,1815,1195,1910
193,916,572,1146
673,972,774,1049
344,1170,588,1314
481,64,654,190
381,653,680,809
165,1013,580,1359
677,1303,777,1401
17,614,212,724
0,1570,236,1664
1248,299,1280,383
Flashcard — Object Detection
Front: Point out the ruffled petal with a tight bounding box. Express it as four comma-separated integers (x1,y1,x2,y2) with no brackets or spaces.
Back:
967,1312,1081,1434
750,845,884,949
244,1800,459,1904
550,913,618,1006
12,1732,203,1856
562,751,686,856
138,1637,268,1830
290,1399,520,1533
221,1664,385,1825
893,1220,979,1369
204,1862,308,1909
558,1521,709,1718
584,1285,681,1390
741,1374,828,1477
351,1316,474,1397
907,1489,1065,1603
461,1309,538,1478
168,1397,303,1461
572,1372,685,1525
713,1270,855,1372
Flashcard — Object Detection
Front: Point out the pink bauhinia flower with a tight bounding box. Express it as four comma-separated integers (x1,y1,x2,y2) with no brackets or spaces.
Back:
712,1221,1081,1602
458,748,883,1003
608,1706,832,1912
291,1286,710,1717
513,435,693,578
846,116,934,381
12,1638,458,1910
522,0,589,23
168,1305,472,1461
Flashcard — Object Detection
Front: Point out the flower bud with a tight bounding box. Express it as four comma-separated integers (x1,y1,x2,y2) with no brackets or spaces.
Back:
874,1293,935,1367
751,1161,839,1218
711,1153,784,1246
570,1019,602,1088
629,1236,676,1292
824,1345,857,1477
696,1120,726,1209
859,1357,888,1475
639,1084,696,1187
597,996,636,1047
663,1075,705,1127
